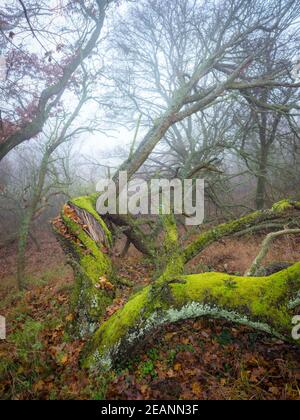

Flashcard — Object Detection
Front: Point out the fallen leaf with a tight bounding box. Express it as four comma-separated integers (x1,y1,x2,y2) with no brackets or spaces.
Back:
269,386,280,396
174,363,182,372
192,382,202,396
97,276,114,291
33,380,45,392
59,354,68,365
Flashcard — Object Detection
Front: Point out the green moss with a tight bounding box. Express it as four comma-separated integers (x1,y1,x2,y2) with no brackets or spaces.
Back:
61,212,111,279
271,200,293,213
58,196,300,369
154,215,185,281
92,289,149,347
83,286,151,369
161,255,185,281
162,215,178,252
171,264,300,329
184,211,262,262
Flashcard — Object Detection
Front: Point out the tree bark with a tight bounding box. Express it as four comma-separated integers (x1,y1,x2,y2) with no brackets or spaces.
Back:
16,150,51,289
255,144,269,210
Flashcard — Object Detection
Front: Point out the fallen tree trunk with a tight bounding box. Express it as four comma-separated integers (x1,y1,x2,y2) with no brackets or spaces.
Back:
54,196,300,370
83,262,300,371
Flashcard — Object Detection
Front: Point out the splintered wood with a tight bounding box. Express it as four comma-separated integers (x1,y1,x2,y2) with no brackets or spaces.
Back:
52,204,109,253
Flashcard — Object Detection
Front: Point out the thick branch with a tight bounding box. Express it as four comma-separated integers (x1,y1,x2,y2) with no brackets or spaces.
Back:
183,200,300,264
246,228,300,276
83,262,300,370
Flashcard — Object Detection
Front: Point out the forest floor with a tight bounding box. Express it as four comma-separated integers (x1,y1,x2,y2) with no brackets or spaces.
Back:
0,229,300,400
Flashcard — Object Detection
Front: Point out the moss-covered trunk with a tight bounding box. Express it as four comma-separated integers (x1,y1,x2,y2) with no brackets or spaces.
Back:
53,194,116,338
83,263,300,370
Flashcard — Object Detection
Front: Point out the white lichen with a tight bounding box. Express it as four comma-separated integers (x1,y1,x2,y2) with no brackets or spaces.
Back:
89,301,285,371
288,292,300,310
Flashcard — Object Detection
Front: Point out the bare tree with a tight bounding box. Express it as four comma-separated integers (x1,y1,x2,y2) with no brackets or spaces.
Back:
229,30,300,208
106,0,300,185
14,74,96,289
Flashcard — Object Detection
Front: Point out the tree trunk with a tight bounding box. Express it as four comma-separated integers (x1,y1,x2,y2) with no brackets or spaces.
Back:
16,151,51,290
105,213,156,258
16,211,34,290
255,145,269,210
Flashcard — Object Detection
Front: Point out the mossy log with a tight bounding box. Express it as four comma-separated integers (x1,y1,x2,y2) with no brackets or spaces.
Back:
83,263,300,371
